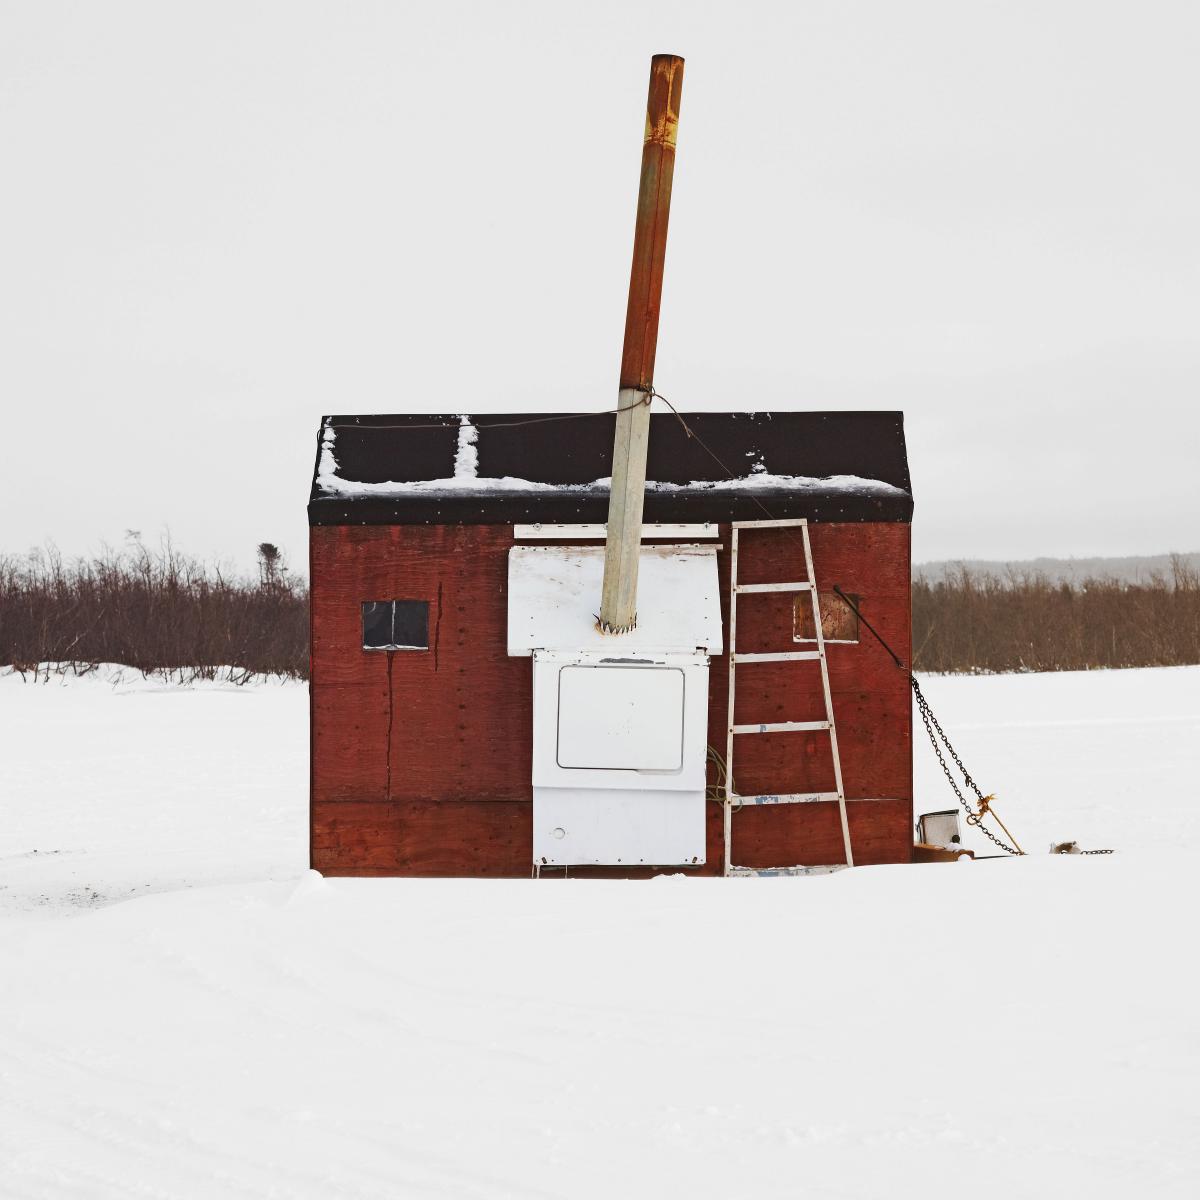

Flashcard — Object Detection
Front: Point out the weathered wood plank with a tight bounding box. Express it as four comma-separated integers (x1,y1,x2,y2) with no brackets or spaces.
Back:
731,797,912,870
311,525,531,803
311,684,390,803
313,800,531,876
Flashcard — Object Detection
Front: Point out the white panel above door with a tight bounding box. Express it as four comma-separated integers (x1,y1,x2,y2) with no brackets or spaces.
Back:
506,545,723,656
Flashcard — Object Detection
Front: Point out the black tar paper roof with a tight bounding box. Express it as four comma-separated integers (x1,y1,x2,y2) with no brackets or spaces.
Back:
308,410,913,526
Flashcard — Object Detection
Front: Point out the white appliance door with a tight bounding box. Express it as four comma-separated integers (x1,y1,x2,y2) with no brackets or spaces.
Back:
531,651,709,867
555,664,684,771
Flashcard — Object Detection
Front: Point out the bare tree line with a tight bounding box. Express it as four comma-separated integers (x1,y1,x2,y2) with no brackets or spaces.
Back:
2,544,1198,681
912,556,1200,673
0,539,307,682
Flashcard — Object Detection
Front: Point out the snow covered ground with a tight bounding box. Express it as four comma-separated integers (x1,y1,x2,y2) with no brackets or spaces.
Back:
2,666,1198,1198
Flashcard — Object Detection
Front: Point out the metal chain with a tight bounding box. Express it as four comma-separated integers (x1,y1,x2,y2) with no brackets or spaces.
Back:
911,676,1023,856
649,402,1108,859
824,584,1026,857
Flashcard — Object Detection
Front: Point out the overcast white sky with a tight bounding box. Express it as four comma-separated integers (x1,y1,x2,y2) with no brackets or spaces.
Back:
2,0,1197,572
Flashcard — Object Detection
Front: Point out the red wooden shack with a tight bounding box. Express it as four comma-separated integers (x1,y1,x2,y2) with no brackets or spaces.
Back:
308,409,914,877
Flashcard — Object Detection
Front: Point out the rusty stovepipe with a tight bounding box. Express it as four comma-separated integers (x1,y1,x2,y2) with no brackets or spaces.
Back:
598,53,684,634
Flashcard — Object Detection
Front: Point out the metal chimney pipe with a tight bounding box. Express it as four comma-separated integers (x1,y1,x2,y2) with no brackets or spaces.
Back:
598,53,684,634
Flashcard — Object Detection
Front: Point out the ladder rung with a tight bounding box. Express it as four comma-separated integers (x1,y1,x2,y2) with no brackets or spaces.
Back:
730,650,821,664
734,791,841,806
734,581,812,594
731,720,831,735
729,864,846,877
731,519,810,530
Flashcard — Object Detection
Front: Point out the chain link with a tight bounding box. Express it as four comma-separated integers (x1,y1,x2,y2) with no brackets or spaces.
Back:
911,676,1023,856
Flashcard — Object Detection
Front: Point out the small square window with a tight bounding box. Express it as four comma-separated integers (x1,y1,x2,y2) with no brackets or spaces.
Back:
794,591,860,644
362,600,429,651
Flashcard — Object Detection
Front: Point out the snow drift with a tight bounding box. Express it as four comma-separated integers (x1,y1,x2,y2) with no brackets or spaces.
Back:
1,666,1198,1198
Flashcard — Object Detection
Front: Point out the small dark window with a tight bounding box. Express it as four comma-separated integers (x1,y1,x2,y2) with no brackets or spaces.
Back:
362,600,429,651
794,591,860,644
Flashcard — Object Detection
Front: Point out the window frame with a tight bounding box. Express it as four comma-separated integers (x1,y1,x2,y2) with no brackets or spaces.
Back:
361,599,430,652
793,590,861,646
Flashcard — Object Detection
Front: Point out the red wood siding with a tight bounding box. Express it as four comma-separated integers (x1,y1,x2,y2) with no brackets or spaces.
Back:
310,525,531,804
310,522,912,876
713,523,912,870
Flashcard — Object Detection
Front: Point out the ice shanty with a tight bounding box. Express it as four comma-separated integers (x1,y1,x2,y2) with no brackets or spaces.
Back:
306,55,916,877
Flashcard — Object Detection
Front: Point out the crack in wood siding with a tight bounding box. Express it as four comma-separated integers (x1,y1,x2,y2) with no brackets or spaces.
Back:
434,582,443,671
385,650,395,800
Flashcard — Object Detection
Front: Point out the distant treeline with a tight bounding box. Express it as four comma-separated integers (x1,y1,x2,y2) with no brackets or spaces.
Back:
2,545,1198,681
912,557,1200,673
0,541,307,682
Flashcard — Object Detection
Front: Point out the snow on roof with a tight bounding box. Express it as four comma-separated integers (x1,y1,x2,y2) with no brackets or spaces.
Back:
308,410,913,526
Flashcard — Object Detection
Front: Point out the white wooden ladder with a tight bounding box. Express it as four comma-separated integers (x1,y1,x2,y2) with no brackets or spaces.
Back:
723,519,855,877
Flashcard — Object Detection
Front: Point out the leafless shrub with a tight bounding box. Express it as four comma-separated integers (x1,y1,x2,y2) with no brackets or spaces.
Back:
0,538,308,681
913,555,1200,673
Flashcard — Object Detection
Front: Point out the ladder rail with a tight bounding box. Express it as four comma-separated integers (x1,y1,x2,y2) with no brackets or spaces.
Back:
801,521,855,868
723,524,739,878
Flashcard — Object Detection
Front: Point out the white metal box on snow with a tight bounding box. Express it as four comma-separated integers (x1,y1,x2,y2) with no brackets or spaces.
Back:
507,545,721,868
917,809,963,848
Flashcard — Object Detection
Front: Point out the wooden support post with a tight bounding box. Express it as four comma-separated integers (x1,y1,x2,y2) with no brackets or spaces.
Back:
598,53,684,635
